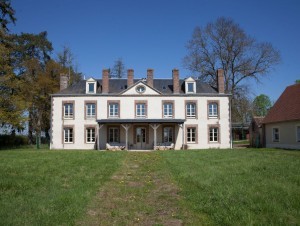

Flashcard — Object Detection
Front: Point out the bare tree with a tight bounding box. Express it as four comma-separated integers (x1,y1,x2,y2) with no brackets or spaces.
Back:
110,58,126,78
184,17,280,98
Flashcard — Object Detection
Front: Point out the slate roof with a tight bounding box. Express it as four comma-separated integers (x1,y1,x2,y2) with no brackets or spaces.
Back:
56,78,219,95
263,83,300,124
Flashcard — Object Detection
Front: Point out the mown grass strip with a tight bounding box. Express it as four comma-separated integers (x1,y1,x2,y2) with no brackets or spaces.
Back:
0,150,125,226
161,149,300,225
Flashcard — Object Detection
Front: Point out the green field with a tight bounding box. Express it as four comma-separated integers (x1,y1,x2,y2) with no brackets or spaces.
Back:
0,148,299,225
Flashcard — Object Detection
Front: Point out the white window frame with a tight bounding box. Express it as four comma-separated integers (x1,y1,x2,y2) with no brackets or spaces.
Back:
136,103,146,118
272,128,280,142
108,127,119,143
163,127,173,143
209,127,219,142
187,127,196,143
64,128,73,143
86,103,96,118
186,103,196,118
86,128,95,143
185,82,196,93
64,103,73,119
163,103,173,118
208,102,218,118
109,103,119,118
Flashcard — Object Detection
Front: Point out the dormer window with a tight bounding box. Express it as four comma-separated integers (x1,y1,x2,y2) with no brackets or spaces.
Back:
185,77,196,94
86,78,97,94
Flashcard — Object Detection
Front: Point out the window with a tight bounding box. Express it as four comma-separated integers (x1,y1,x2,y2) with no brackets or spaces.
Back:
64,103,74,118
88,83,95,93
297,126,300,142
163,127,173,143
163,103,173,118
86,103,96,118
136,103,147,118
109,103,119,118
209,127,219,142
187,83,194,92
64,128,73,143
208,102,218,118
136,85,145,93
108,127,119,143
86,128,95,143
187,127,197,143
272,128,279,142
186,102,196,118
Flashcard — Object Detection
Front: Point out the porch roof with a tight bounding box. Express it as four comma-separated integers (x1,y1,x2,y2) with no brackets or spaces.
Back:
96,118,185,124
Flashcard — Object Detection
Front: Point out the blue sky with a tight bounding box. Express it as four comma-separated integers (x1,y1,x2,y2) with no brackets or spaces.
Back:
10,0,300,101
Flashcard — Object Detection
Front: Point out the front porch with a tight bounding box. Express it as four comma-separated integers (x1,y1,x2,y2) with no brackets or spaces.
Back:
96,119,185,150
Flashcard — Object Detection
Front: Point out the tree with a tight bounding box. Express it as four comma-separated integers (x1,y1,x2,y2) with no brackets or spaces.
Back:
56,45,82,84
295,80,300,84
252,94,272,117
0,0,16,32
110,58,126,78
184,17,280,122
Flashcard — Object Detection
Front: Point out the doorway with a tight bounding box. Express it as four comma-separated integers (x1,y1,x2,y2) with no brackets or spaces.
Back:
136,127,146,149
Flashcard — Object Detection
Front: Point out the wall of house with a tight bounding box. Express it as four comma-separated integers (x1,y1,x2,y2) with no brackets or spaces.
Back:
50,95,231,150
265,120,300,150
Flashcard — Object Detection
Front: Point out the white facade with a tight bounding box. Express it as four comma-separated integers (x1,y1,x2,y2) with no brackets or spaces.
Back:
51,70,231,150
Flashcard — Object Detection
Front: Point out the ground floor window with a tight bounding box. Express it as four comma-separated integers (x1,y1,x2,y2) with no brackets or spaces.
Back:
272,128,279,142
109,127,119,143
209,127,219,142
297,126,300,142
187,127,196,143
86,128,95,143
64,127,73,143
163,127,173,143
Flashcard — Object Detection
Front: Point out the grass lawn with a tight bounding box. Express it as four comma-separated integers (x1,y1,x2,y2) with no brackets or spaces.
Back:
0,148,299,225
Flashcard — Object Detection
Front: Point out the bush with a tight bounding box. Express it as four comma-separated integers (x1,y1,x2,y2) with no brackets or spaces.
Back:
0,135,29,149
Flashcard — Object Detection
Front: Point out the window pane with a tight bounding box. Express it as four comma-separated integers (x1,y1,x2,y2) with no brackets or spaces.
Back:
209,103,218,117
88,83,94,92
64,103,73,118
297,126,300,142
188,83,194,92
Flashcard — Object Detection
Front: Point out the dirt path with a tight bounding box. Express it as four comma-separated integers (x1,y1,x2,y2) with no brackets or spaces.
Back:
77,152,192,226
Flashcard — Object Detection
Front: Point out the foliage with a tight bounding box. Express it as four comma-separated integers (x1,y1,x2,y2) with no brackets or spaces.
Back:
110,58,126,78
184,17,280,122
0,134,29,148
296,79,300,84
0,0,16,32
252,94,272,116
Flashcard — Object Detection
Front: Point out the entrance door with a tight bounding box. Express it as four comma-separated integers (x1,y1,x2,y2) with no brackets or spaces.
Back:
136,127,146,149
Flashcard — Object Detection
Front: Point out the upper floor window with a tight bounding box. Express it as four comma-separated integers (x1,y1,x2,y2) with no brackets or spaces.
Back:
186,102,196,118
272,128,279,142
64,103,74,119
109,102,119,118
163,103,173,118
64,127,73,143
86,103,96,119
136,102,147,118
208,102,218,118
185,77,196,94
209,127,219,142
136,85,146,94
86,127,95,143
86,78,97,94
297,126,300,142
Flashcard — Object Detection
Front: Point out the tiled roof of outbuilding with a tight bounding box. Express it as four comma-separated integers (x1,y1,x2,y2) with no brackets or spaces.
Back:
56,78,219,95
263,83,300,124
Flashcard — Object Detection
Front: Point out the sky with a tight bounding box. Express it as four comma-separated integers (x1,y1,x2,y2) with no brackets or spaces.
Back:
10,0,300,102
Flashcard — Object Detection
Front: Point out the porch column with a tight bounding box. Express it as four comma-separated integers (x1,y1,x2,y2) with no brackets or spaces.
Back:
121,124,131,150
179,124,184,149
150,124,160,149
97,124,104,150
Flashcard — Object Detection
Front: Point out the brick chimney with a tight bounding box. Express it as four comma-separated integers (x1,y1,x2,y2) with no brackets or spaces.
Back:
217,68,225,94
127,69,134,87
147,69,154,87
172,69,180,94
102,69,109,94
60,74,69,91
